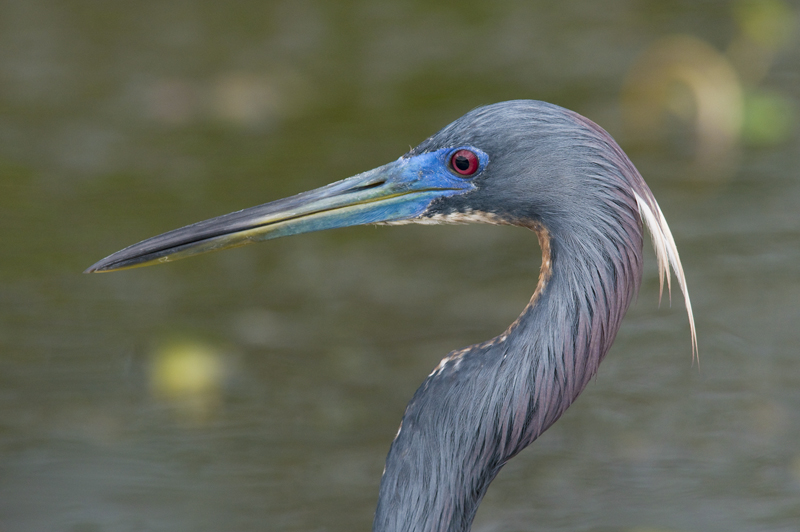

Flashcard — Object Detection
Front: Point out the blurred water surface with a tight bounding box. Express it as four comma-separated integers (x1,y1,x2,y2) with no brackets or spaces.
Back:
1,1,799,531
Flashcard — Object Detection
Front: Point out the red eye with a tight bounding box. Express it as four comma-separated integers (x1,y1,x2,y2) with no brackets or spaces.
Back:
450,149,479,176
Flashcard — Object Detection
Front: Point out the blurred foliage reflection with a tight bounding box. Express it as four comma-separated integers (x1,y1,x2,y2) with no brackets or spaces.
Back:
622,0,797,183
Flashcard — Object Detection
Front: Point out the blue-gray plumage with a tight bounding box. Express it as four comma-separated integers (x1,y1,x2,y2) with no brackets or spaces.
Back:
87,100,696,532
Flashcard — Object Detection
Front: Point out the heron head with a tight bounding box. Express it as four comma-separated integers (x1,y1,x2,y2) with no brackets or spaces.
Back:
408,100,642,241
86,100,640,273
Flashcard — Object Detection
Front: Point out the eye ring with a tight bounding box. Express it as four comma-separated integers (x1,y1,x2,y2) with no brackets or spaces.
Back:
449,149,480,177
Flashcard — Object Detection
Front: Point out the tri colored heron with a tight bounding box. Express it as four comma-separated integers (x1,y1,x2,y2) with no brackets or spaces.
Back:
87,100,697,532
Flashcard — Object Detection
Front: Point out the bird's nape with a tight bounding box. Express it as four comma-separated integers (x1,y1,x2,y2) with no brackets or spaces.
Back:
87,100,696,532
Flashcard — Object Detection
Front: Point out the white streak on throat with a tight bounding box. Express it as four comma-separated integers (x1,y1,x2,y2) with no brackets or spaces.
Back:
377,209,508,226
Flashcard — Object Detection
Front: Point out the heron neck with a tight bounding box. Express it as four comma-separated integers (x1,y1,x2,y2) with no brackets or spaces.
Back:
373,227,640,532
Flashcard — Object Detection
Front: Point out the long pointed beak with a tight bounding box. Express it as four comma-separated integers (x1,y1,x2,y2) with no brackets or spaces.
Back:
86,154,475,273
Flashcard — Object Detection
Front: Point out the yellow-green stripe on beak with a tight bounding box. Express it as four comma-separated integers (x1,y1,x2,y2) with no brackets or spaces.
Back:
86,150,480,273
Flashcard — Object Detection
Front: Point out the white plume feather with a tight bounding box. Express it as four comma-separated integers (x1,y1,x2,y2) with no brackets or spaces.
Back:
634,192,698,361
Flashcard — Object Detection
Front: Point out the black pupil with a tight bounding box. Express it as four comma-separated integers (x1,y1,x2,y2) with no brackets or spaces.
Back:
454,155,470,171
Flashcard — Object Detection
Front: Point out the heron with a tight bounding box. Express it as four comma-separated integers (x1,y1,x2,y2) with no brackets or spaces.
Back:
87,100,697,532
